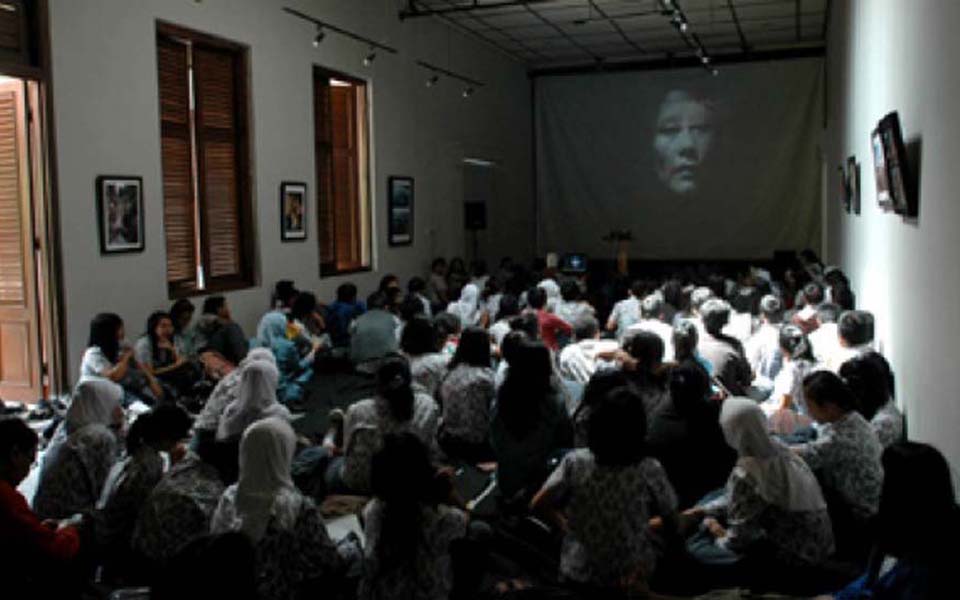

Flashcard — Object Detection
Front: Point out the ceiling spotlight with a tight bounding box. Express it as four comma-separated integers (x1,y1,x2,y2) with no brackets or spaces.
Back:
671,13,688,33
679,20,689,33
462,86,475,98
701,54,711,65
426,73,439,87
711,68,719,76
363,49,376,67
661,0,674,9
312,26,325,47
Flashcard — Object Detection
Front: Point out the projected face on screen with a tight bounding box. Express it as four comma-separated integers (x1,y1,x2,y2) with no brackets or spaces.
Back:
653,90,715,196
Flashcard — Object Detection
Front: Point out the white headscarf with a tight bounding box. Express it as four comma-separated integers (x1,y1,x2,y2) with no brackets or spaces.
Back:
720,397,827,512
447,283,481,328
231,417,299,542
216,361,290,440
66,379,124,434
242,346,278,368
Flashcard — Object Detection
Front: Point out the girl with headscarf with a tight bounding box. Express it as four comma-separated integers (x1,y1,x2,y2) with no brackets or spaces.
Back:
33,379,124,519
256,311,317,406
195,348,276,435
686,397,834,575
446,283,483,329
216,361,291,442
210,417,345,600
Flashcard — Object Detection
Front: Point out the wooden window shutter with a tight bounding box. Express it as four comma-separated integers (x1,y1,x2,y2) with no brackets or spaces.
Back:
193,45,246,285
0,88,24,305
329,85,361,271
157,36,198,290
314,75,336,273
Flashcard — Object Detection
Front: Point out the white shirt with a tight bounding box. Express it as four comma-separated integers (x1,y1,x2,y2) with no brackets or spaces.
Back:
608,296,640,339
722,311,755,344
558,339,620,384
809,323,839,365
745,323,782,381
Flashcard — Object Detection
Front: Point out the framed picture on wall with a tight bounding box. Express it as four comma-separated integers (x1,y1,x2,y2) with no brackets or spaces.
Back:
280,181,308,241
838,164,851,214
388,176,414,246
847,156,861,215
96,175,144,254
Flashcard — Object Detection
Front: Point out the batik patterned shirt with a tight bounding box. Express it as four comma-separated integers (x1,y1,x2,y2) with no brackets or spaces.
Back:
33,424,118,520
437,365,496,445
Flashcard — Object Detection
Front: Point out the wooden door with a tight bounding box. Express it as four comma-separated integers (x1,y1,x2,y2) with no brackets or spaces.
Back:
0,79,40,402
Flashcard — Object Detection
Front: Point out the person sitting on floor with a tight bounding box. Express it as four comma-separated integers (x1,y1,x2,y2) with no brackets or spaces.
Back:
698,299,753,397
685,398,834,585
325,357,439,495
647,362,735,510
829,441,958,600
81,312,163,405
360,433,471,600
133,435,226,572
193,296,249,367
491,340,574,503
1,419,84,599
350,291,400,373
434,311,463,357
792,370,883,559
326,283,365,349
839,352,904,448
169,298,197,359
531,386,679,594
94,404,193,581
287,291,329,355
555,279,595,327
570,369,633,448
436,327,497,463
426,257,450,310
401,315,449,397
824,310,875,372
271,279,299,312
558,316,619,384
446,282,484,329
135,310,201,401
744,294,785,393
527,286,573,353
210,417,348,600
488,293,520,347
761,324,817,436
408,276,433,318
216,360,291,443
621,330,671,417
256,311,318,406
34,379,125,520
606,280,643,340
624,294,676,362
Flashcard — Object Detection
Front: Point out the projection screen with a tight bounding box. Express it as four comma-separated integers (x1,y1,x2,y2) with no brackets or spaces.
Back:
535,58,824,259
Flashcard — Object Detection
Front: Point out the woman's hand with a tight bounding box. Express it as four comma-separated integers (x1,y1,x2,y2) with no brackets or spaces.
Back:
703,517,726,539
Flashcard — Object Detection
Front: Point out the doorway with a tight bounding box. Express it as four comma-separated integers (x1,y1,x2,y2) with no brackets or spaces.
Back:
0,75,50,403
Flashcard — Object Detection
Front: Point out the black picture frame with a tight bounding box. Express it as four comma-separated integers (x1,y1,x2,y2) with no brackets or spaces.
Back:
96,175,144,254
280,181,308,241
838,164,851,214
388,176,414,247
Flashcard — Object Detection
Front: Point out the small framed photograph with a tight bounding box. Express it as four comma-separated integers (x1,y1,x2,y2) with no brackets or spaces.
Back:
847,156,861,215
388,176,414,247
280,181,308,241
96,175,144,254
838,164,851,214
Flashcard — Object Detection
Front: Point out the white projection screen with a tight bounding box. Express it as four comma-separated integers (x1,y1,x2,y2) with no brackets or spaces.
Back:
535,58,824,259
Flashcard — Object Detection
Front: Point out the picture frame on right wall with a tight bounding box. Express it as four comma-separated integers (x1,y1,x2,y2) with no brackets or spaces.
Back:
847,156,860,215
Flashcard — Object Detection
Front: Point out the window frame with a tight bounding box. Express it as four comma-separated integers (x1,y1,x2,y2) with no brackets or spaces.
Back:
313,65,373,278
157,21,255,299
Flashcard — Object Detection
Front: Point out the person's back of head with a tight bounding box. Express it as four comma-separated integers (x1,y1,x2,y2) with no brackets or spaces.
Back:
803,370,858,414
290,291,318,321
588,387,648,467
876,442,958,560
833,285,856,311
700,298,731,336
861,350,895,397
672,319,700,361
498,341,553,436
497,294,520,321
662,279,684,309
377,357,415,422
779,324,814,362
816,303,841,325
527,286,547,310
560,279,581,302
625,330,665,373
509,312,540,339
89,312,123,361
573,316,599,342
0,418,39,486
202,296,226,316
399,295,425,322
401,316,441,356
759,294,783,324
451,327,490,369
433,311,462,339
169,298,195,333
273,280,298,309
581,370,633,414
378,274,400,294
690,287,714,314
669,361,711,416
640,294,663,320
367,291,388,312
500,330,527,367
706,274,726,300
803,282,824,307
839,353,890,420
629,279,646,299
838,310,874,347
431,257,447,274
126,405,193,455
408,277,426,295
336,282,358,304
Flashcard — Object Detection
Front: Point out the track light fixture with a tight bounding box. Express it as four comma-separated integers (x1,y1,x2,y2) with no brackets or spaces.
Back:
426,73,439,87
363,48,377,67
462,87,475,98
312,25,325,47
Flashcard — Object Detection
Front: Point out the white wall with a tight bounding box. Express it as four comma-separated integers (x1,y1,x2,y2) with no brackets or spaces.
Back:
825,0,960,475
48,0,533,380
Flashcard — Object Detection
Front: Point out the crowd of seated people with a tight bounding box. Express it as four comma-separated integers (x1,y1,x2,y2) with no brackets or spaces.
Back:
5,251,954,600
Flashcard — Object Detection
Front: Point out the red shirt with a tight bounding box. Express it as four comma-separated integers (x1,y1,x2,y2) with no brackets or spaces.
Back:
0,479,80,568
537,310,573,352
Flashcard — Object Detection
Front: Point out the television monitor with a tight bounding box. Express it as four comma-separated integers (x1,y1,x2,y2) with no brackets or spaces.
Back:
560,253,588,274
